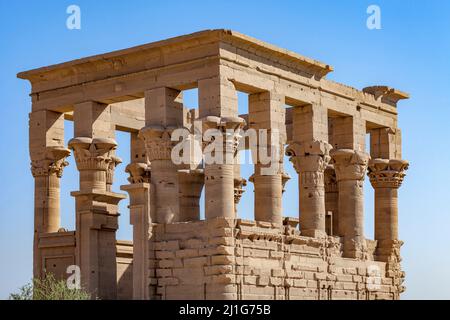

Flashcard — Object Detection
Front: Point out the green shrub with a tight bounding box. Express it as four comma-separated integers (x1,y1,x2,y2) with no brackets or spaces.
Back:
9,273,91,300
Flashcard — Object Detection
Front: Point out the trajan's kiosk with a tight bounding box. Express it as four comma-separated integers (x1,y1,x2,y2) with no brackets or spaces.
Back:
18,30,409,300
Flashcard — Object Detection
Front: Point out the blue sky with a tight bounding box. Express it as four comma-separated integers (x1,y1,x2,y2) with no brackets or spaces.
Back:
1,0,449,299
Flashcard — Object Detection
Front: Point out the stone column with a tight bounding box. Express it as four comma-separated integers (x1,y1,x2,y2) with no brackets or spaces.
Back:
31,147,70,234
69,137,125,299
286,104,331,237
202,116,245,219
248,92,286,225
139,87,184,223
139,126,179,223
286,140,331,237
331,149,370,259
198,76,244,220
122,162,152,299
368,158,408,261
29,110,69,278
70,101,125,299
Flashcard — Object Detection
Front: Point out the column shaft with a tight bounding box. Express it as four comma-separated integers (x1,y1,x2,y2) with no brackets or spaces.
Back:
204,163,235,219
299,168,327,236
338,179,365,243
249,91,286,225
178,169,204,221
151,160,180,223
375,187,398,240
331,149,370,259
252,174,282,223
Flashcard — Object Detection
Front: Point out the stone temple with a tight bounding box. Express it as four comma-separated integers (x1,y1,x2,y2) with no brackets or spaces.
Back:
18,30,409,300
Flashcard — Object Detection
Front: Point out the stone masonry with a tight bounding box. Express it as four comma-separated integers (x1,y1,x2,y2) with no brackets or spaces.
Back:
19,30,409,300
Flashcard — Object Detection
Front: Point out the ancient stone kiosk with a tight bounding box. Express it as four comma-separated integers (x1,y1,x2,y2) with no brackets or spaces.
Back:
18,30,409,300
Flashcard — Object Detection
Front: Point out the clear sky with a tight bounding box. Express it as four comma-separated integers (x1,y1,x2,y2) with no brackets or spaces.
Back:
0,0,449,299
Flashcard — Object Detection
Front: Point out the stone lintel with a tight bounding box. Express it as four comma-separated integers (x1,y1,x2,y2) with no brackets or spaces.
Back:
18,30,402,130
70,190,127,204
120,182,151,191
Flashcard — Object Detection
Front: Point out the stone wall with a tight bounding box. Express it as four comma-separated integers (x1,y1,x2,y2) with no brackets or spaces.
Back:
38,232,134,299
149,218,403,300
116,240,133,299
38,231,76,280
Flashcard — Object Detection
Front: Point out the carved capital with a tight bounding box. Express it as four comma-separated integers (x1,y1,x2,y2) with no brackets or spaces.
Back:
368,159,409,188
285,140,332,174
281,172,291,194
234,177,247,206
202,116,246,157
106,155,122,186
68,137,117,171
330,149,370,182
31,146,71,178
125,162,151,184
139,125,177,161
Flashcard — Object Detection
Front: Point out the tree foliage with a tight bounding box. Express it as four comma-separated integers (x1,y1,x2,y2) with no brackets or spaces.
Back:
9,273,91,300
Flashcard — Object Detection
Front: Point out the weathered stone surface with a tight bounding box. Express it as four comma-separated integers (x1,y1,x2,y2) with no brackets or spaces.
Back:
20,30,408,300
